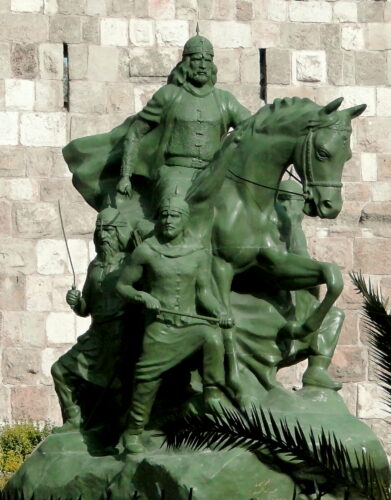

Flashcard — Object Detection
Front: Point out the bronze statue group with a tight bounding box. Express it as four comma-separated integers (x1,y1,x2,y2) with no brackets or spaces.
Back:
56,30,366,455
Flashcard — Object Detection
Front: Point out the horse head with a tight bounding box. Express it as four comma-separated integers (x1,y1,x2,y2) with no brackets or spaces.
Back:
292,98,366,219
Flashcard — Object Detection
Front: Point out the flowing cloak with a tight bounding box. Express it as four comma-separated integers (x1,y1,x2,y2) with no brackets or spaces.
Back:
62,84,251,212
62,113,154,213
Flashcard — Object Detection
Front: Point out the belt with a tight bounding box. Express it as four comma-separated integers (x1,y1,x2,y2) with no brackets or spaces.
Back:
165,156,209,169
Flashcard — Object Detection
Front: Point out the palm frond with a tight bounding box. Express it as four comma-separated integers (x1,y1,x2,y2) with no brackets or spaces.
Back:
162,405,390,500
350,271,391,409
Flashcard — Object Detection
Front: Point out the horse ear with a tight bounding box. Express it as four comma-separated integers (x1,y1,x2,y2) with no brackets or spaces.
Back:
345,103,367,118
321,97,344,115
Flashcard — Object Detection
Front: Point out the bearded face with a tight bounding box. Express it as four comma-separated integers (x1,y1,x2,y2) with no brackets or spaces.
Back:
167,55,217,87
94,225,120,261
187,53,214,87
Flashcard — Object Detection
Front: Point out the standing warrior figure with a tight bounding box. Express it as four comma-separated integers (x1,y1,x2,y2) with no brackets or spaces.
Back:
117,27,251,201
51,206,131,433
276,180,343,390
116,195,234,453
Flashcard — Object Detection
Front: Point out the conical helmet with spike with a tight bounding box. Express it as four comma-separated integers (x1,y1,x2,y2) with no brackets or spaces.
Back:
96,196,128,228
183,23,214,57
159,187,190,216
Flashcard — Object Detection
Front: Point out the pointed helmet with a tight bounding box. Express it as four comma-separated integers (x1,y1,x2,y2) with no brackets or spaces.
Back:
159,195,190,217
183,24,214,57
95,205,131,251
96,206,129,228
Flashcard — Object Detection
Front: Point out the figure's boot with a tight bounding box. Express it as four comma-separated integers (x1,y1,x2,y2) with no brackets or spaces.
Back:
122,429,145,454
53,405,82,433
302,355,342,391
204,385,225,414
121,379,161,454
51,361,82,432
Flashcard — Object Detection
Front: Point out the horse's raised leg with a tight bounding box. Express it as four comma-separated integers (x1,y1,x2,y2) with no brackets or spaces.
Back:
257,248,344,390
257,248,344,324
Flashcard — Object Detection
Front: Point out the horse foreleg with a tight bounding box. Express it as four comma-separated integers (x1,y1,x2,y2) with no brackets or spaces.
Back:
257,248,344,336
258,248,345,391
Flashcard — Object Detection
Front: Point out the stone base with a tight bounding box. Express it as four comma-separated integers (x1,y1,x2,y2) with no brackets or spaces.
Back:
3,387,389,500
2,431,298,500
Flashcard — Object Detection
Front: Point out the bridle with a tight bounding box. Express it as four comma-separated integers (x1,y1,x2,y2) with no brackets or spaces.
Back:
227,126,343,198
301,127,343,192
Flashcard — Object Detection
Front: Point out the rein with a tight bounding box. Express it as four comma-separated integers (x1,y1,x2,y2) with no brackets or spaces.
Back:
226,169,305,198
226,127,342,197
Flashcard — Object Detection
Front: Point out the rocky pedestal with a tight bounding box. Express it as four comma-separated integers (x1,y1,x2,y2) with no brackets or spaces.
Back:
3,387,389,500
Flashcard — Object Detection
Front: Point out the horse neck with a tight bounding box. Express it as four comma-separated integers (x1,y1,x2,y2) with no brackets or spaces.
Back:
231,134,297,209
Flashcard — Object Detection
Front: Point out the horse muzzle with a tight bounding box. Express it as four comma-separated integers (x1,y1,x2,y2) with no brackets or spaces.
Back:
303,186,343,219
317,198,342,219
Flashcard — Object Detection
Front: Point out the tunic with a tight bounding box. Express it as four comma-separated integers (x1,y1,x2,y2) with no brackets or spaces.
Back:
58,254,128,388
138,83,251,197
130,236,224,384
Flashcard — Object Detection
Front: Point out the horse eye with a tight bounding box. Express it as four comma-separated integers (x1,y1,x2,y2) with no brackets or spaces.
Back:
316,149,329,161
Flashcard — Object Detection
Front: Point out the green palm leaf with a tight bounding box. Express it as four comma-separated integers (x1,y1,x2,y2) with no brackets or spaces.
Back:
350,271,391,409
162,405,390,499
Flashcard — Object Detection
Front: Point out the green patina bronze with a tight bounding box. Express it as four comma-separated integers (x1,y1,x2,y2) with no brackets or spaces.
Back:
4,29,390,500
117,195,234,454
50,205,136,444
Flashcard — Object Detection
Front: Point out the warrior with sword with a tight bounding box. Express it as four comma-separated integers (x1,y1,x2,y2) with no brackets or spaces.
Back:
51,204,133,433
116,194,235,454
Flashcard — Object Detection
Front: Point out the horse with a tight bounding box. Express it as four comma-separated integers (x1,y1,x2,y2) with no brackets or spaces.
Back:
185,96,366,396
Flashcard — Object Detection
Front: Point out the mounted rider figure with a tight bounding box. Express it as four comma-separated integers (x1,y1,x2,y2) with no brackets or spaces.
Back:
116,26,251,203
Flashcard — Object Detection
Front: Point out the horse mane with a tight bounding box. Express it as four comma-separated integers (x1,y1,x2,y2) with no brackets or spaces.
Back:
229,97,341,145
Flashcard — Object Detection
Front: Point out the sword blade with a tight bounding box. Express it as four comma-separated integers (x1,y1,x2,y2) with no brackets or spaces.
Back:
57,200,76,289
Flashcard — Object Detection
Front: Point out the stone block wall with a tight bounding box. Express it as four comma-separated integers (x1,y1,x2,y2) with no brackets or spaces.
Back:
0,0,390,456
